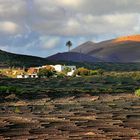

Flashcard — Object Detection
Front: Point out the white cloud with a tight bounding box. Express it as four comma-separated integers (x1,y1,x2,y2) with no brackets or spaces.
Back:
39,36,61,49
0,0,27,35
34,0,140,16
32,0,140,37
0,21,20,34
1,0,140,56
0,0,27,18
0,0,140,37
56,0,82,7
32,12,140,36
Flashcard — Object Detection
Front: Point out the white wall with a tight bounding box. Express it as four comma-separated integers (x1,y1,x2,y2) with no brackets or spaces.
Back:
17,75,23,78
51,65,63,72
51,65,76,72
65,66,76,71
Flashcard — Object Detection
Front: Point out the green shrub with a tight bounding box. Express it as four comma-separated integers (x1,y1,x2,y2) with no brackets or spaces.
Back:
135,89,140,97
57,72,66,78
97,69,104,75
62,67,71,74
0,86,20,94
90,70,98,75
14,107,20,113
37,68,56,78
0,86,8,93
74,67,90,76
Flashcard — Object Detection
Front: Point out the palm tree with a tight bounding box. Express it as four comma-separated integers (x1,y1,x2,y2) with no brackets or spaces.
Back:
66,41,72,52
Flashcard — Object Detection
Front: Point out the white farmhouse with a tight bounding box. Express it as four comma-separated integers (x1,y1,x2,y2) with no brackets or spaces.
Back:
17,74,38,78
51,65,76,72
17,75,24,78
51,65,64,72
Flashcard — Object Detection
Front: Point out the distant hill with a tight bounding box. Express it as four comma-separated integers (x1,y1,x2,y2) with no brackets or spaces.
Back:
47,52,101,63
0,49,48,67
72,35,140,62
0,49,140,71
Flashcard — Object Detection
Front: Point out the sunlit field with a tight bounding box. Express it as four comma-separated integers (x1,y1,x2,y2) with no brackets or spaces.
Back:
0,73,140,139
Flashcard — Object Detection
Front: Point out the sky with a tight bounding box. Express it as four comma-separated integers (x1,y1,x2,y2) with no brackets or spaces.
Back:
0,0,140,57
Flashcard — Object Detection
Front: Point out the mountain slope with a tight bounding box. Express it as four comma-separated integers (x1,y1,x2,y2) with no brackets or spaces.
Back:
0,49,48,67
72,35,140,62
47,52,101,62
72,41,96,54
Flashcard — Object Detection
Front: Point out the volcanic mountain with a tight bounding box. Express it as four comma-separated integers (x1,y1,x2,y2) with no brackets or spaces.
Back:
47,52,101,62
72,35,140,62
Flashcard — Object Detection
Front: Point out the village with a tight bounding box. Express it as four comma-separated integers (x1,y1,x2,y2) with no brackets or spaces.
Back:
17,64,77,78
0,64,77,78
0,64,103,78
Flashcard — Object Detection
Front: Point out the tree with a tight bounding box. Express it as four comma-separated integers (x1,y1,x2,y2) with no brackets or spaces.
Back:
66,41,72,52
97,69,104,75
37,68,56,78
63,67,71,74
74,67,90,76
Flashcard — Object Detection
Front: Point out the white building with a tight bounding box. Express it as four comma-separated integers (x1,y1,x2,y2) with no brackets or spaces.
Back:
28,74,38,78
51,65,76,73
51,65,63,72
17,75,24,79
17,74,38,79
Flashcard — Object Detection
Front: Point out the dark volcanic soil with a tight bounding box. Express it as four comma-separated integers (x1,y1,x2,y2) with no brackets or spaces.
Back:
0,93,140,140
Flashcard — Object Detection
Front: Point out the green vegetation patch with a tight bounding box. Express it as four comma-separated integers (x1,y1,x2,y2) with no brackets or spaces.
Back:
0,71,140,100
135,89,140,97
0,86,20,94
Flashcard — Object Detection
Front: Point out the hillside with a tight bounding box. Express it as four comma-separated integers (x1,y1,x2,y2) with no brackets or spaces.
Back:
72,35,140,62
47,52,101,62
0,49,48,67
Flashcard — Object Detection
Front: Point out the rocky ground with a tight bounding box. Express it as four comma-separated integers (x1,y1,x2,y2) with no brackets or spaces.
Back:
0,93,140,140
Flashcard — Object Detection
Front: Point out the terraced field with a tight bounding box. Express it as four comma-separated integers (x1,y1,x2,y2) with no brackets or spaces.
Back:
0,93,140,140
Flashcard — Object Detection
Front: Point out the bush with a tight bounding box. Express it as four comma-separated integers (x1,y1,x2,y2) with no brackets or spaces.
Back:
0,86,17,94
0,86,23,95
57,72,66,78
15,107,20,113
97,69,104,75
62,67,71,74
90,70,98,75
74,67,104,76
135,89,140,97
38,67,56,78
74,67,90,76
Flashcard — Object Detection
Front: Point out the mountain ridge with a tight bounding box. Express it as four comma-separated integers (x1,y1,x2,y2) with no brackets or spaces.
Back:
47,52,101,63
0,49,48,67
72,35,140,62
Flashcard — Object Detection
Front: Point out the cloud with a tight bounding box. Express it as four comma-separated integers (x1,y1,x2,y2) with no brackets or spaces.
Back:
32,13,140,36
39,36,61,49
1,0,140,37
0,0,27,19
56,0,82,7
0,0,27,35
1,0,140,57
0,21,21,34
32,0,140,37
34,0,140,16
